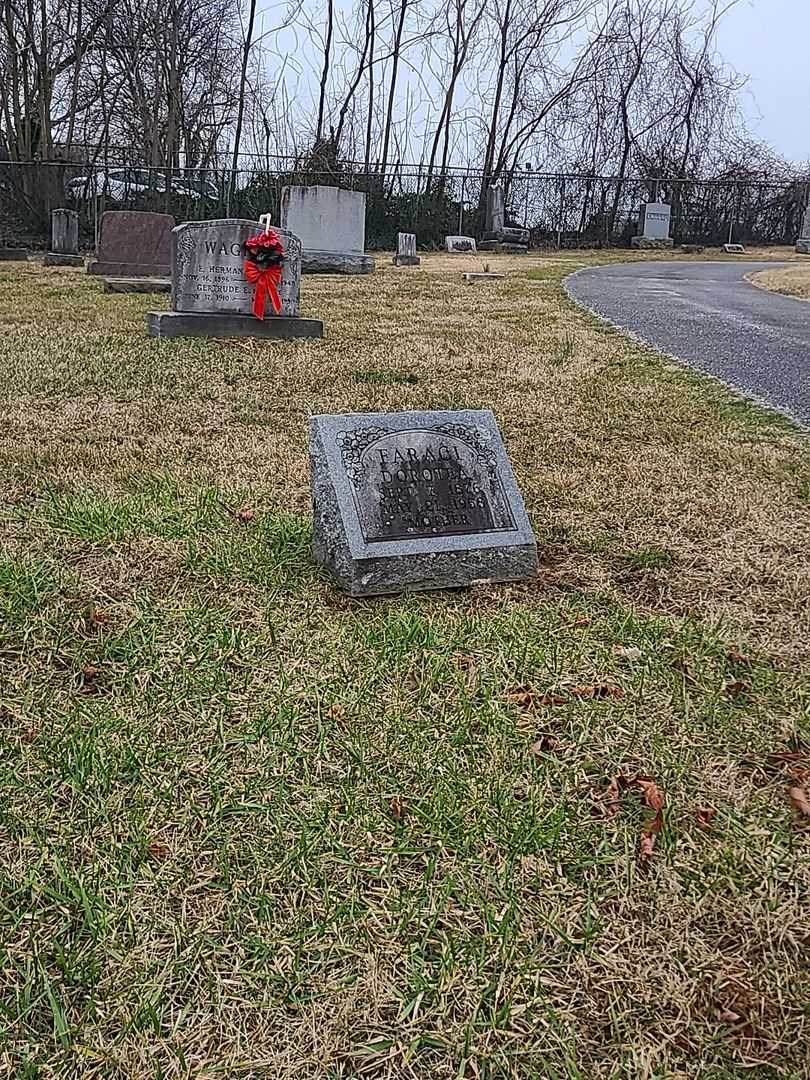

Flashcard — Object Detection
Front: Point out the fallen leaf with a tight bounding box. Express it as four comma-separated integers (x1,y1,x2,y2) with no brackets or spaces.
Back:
235,507,255,523
389,796,403,821
717,1008,742,1024
530,734,558,758
571,684,624,700
505,685,566,708
571,616,591,628
602,776,623,818
84,606,110,629
635,776,665,813
148,841,169,861
326,703,344,719
639,832,656,863
725,650,750,666
81,664,100,680
788,786,810,817
612,644,642,661
723,678,748,698
695,806,716,829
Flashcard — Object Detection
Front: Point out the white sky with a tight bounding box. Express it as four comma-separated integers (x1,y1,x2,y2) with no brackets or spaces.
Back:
717,0,809,163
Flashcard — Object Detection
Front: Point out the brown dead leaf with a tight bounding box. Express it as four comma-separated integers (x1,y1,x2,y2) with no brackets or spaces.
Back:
530,734,558,758
148,841,170,861
723,678,748,698
389,796,404,821
235,507,255,523
639,831,656,864
505,685,566,708
571,684,624,700
570,616,591,628
326,703,344,720
788,786,810,817
726,650,750,666
602,776,623,818
635,776,665,813
81,664,100,681
695,806,716,829
612,644,642,661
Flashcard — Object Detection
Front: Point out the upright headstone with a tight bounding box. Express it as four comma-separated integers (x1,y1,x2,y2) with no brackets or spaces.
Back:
393,232,420,267
280,186,374,274
0,246,28,261
631,202,673,249
43,209,82,267
88,211,174,277
309,408,538,596
146,218,323,340
796,205,810,254
446,235,477,254
480,182,529,253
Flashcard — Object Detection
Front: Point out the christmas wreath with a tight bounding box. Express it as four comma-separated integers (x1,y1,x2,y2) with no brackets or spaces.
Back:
244,229,285,319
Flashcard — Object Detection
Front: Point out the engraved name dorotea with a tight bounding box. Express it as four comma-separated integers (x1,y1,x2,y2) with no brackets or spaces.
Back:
339,426,516,542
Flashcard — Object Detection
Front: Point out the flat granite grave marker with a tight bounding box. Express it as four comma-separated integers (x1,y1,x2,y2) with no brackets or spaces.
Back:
89,210,174,277
393,232,420,266
280,185,374,274
146,218,322,339
446,235,477,254
310,409,537,596
43,209,83,267
631,202,673,249
796,205,810,254
0,246,27,260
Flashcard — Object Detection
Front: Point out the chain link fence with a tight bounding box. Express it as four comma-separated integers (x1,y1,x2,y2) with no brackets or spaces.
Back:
1,157,807,250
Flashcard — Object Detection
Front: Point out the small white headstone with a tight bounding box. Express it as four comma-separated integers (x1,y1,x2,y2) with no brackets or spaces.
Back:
446,235,477,254
639,202,672,241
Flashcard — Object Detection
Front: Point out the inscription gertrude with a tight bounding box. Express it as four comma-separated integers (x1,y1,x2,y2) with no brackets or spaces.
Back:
339,426,516,542
171,219,301,316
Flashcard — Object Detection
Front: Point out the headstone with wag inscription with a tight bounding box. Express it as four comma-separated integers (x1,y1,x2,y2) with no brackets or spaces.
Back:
393,232,420,267
88,210,174,277
43,209,83,267
146,218,323,339
796,205,810,254
309,409,537,596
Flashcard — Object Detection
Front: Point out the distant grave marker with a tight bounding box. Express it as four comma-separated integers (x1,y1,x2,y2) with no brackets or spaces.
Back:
631,203,673,249
89,210,174,277
43,209,83,267
309,409,537,596
446,236,477,254
393,232,420,266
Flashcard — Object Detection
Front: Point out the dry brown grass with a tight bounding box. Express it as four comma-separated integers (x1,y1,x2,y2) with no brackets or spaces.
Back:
1,250,809,1079
749,263,810,301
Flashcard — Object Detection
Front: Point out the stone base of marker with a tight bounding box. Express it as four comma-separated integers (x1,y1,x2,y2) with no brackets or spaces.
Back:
0,247,27,260
42,252,84,267
631,236,674,250
479,240,528,255
146,311,323,340
464,272,505,283
393,254,420,267
89,259,169,278
796,240,810,255
302,250,374,274
310,409,538,597
105,276,170,294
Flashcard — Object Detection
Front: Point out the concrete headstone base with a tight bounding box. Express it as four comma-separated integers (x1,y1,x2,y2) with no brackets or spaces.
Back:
630,236,674,250
0,248,28,260
302,250,374,274
105,277,170,294
43,253,84,267
90,260,170,277
796,239,810,255
478,240,528,254
463,272,505,283
392,254,420,266
146,311,323,340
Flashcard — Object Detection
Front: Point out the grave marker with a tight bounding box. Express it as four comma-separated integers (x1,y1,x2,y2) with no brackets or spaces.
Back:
280,185,374,274
631,202,673,249
309,409,537,596
89,210,174,277
43,209,83,267
393,232,420,266
480,182,529,253
146,218,322,339
796,205,810,254
446,235,477,254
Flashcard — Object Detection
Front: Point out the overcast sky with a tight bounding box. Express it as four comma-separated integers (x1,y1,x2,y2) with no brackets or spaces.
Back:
718,0,809,163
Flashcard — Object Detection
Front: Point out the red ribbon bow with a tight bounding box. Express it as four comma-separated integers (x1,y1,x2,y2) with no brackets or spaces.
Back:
244,260,282,320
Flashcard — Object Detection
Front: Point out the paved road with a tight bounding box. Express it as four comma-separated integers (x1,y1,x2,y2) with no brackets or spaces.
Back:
565,261,810,425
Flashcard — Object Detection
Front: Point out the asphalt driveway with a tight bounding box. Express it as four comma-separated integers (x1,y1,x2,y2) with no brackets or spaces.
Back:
565,260,810,425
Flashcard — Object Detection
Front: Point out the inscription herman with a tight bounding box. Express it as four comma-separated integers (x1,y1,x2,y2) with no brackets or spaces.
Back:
309,409,538,596
339,425,515,542
171,219,301,316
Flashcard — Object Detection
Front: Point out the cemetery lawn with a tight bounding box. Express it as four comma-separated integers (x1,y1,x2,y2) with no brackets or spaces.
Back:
750,263,810,301
2,250,809,1080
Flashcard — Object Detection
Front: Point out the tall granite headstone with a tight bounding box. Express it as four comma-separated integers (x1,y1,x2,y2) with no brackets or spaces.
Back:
89,210,174,277
796,205,810,254
631,203,673,249
146,218,323,339
480,182,529,253
43,209,82,267
393,232,420,267
280,186,374,274
309,409,538,596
